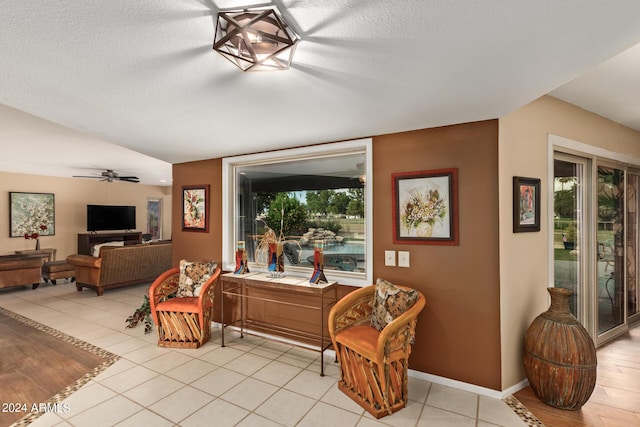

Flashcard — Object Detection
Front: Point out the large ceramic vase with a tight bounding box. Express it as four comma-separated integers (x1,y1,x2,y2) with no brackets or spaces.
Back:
523,287,597,410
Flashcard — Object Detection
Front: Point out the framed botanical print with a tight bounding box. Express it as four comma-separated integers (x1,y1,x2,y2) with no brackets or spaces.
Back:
182,185,209,232
9,192,55,238
513,176,541,233
392,168,459,245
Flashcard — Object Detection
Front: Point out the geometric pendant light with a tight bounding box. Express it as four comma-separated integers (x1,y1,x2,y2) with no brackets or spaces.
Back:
213,7,299,72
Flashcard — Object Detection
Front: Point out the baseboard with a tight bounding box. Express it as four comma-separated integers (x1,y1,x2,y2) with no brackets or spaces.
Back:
500,378,530,397
213,322,529,400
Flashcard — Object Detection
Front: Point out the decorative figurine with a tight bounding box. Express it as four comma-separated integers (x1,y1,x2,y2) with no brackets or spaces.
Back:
309,240,327,284
234,240,250,274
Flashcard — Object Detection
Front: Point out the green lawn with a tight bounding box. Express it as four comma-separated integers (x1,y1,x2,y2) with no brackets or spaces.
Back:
555,248,578,261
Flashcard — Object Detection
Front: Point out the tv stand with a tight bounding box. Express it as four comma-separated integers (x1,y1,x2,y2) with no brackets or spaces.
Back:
77,231,142,256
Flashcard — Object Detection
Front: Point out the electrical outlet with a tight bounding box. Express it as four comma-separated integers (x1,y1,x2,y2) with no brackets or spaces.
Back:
384,250,396,266
398,251,410,268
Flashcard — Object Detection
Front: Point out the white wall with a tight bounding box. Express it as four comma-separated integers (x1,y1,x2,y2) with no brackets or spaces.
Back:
498,95,640,390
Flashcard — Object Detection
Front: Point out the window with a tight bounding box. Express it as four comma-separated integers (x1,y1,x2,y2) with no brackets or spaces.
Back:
222,138,372,286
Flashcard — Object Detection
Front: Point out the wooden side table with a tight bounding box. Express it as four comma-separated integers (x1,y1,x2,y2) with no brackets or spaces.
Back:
15,248,57,263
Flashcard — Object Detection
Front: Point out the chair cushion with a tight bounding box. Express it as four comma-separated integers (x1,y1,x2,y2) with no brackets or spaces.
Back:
335,324,380,360
371,278,419,331
156,297,199,313
176,260,217,297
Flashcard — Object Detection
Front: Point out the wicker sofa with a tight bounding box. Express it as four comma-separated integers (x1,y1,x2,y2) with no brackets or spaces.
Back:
66,242,171,296
0,254,47,290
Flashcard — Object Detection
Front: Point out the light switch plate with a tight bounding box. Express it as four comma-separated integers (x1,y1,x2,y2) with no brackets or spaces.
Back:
398,251,410,268
384,250,396,266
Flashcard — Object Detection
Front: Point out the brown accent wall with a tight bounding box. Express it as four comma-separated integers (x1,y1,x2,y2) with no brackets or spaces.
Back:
171,119,502,390
171,159,223,266
372,120,501,390
172,159,225,321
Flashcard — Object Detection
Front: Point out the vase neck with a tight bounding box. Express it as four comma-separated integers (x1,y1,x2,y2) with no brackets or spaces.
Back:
547,287,572,315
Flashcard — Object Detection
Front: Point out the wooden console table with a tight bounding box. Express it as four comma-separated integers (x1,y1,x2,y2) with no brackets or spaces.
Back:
15,248,56,263
220,272,337,376
77,232,141,255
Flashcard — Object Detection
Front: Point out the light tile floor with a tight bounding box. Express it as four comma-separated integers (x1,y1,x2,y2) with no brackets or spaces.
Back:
0,281,527,427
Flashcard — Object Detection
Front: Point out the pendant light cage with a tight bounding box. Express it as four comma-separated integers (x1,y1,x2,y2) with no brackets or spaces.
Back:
213,6,299,72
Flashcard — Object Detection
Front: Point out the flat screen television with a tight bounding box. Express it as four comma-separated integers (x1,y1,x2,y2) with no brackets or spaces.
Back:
87,205,136,232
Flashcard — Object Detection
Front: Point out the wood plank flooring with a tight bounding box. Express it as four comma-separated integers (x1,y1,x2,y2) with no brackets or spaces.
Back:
0,309,115,426
515,324,640,427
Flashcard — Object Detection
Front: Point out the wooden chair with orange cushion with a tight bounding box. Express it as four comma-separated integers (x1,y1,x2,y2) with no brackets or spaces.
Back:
149,261,220,349
328,279,426,419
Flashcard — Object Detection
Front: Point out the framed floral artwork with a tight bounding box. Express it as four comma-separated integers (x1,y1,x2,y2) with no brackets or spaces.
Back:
513,176,541,233
182,185,209,232
10,192,55,238
392,168,459,245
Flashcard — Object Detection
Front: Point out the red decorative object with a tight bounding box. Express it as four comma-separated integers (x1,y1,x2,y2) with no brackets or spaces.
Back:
268,242,284,272
309,240,327,284
234,241,250,274
24,225,47,250
524,287,597,410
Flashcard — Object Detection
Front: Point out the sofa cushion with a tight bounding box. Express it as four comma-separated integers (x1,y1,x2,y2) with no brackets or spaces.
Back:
177,260,217,297
370,278,419,331
92,241,124,257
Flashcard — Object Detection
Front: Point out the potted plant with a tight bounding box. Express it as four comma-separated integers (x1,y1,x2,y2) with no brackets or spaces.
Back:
126,291,176,334
126,293,154,333
255,196,302,273
563,223,577,250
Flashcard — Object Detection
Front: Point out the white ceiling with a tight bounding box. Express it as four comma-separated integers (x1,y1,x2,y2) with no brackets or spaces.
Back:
2,1,640,186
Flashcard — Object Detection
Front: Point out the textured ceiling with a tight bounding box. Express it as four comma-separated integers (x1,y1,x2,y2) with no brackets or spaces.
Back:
2,1,640,185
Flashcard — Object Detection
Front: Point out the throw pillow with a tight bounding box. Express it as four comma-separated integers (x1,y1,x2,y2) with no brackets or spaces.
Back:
177,260,218,297
371,278,419,331
92,241,125,257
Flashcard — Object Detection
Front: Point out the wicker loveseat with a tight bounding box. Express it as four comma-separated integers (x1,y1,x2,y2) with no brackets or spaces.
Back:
66,243,171,296
0,254,47,290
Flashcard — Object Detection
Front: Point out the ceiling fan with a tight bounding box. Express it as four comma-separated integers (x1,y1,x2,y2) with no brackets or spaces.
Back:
73,169,140,183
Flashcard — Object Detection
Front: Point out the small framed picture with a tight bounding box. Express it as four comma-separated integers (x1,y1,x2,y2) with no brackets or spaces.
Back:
392,168,459,245
513,176,541,233
182,185,209,232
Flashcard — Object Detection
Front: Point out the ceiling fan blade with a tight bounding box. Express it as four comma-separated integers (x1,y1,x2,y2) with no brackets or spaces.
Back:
119,177,140,183
73,170,139,183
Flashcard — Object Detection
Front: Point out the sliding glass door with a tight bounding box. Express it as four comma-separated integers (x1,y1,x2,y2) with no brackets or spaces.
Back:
553,146,639,345
627,171,640,322
596,164,625,336
553,155,587,320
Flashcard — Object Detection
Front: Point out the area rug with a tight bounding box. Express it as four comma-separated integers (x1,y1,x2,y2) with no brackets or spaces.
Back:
0,306,119,426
